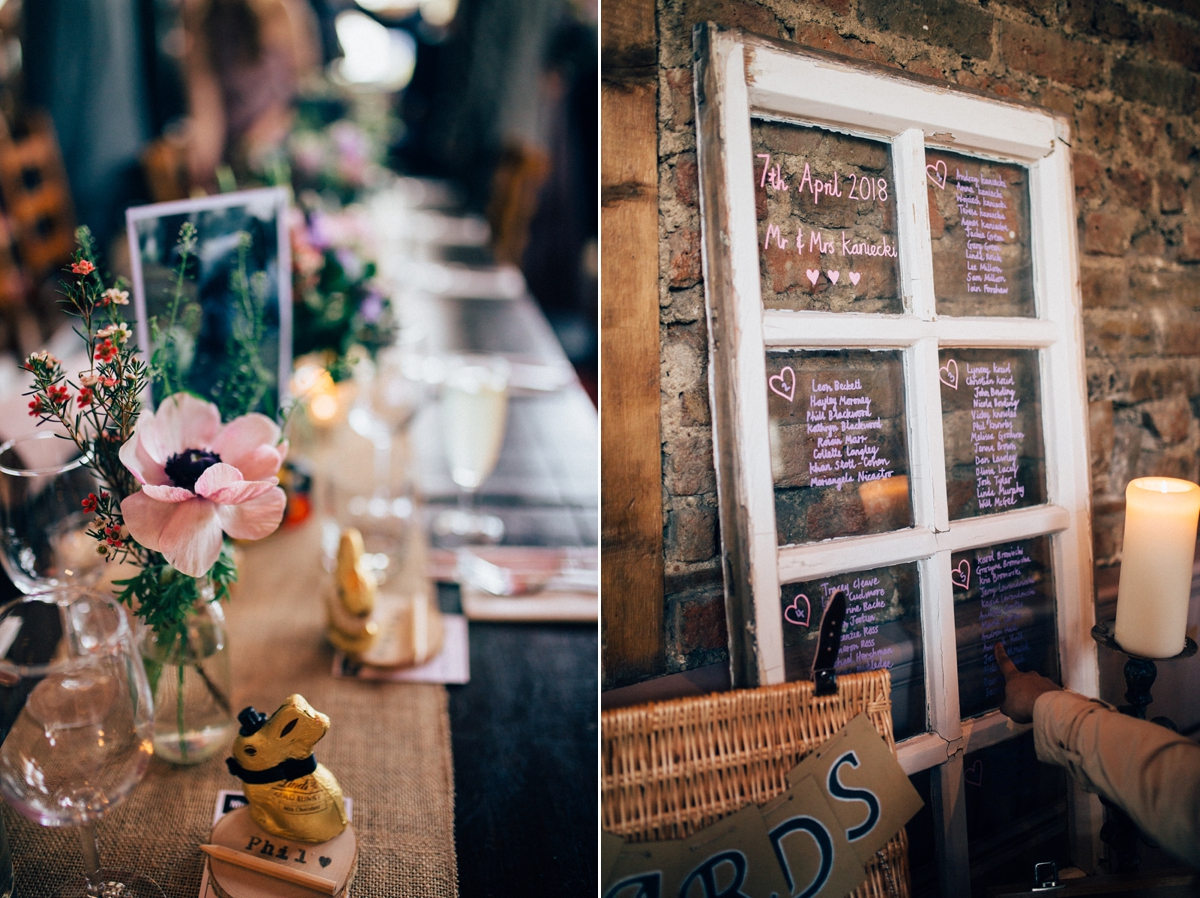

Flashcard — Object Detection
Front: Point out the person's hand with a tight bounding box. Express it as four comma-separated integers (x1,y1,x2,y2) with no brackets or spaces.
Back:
995,643,1060,724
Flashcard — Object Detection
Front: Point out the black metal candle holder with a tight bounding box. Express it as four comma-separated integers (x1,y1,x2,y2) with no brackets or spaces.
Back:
1089,620,1197,872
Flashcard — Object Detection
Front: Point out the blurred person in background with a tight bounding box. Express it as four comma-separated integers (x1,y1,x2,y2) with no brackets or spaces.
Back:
23,0,156,253
183,0,319,190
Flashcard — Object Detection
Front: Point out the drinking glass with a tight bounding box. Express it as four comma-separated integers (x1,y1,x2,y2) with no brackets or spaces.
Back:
342,341,434,581
0,588,162,897
0,432,104,593
434,354,510,543
347,339,432,513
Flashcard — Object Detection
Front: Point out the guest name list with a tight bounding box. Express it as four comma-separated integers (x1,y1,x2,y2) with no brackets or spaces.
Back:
956,167,1011,296
966,361,1026,510
820,578,896,671
804,377,895,490
976,544,1035,697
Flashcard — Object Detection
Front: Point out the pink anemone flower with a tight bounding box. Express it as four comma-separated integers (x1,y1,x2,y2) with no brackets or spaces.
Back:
119,393,289,577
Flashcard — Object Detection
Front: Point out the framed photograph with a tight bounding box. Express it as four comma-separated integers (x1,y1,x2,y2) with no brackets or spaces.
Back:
125,187,292,415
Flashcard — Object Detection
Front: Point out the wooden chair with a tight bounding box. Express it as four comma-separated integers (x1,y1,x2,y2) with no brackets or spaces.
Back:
486,141,550,266
0,113,76,282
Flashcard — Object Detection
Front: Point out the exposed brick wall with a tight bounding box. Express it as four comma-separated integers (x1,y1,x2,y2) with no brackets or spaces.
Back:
650,0,1200,684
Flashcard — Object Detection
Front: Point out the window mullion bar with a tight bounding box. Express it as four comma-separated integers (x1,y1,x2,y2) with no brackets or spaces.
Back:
762,312,1058,347
893,128,935,320
919,552,961,744
777,528,938,583
909,337,950,533
939,504,1071,551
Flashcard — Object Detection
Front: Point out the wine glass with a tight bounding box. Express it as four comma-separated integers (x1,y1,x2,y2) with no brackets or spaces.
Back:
0,432,104,593
0,587,162,897
433,354,510,544
348,339,432,511
341,340,433,581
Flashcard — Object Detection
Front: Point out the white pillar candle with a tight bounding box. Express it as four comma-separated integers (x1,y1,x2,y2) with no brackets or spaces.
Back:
1115,477,1200,658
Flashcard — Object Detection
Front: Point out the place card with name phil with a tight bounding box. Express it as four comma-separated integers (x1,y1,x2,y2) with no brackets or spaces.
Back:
197,793,354,898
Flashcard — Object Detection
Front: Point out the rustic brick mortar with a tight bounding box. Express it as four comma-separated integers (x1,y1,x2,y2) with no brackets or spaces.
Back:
648,0,1200,684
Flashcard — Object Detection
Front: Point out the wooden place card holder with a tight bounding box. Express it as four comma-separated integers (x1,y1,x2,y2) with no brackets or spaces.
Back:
206,806,358,898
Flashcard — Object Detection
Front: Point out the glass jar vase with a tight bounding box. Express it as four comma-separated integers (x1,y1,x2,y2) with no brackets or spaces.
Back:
139,582,235,765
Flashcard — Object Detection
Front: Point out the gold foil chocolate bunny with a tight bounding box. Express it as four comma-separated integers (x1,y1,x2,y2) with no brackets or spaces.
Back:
225,695,348,843
327,529,380,656
326,526,445,668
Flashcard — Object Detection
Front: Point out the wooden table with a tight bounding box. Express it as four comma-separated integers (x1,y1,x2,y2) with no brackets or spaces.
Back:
0,282,598,896
406,286,599,896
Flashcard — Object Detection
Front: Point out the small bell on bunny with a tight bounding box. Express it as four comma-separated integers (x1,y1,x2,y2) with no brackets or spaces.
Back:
225,694,348,843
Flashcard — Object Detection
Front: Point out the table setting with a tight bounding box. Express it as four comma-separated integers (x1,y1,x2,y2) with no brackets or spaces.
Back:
0,149,596,895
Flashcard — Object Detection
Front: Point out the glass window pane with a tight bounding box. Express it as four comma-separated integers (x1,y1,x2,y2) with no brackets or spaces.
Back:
905,769,940,898
768,349,913,545
964,732,1069,892
939,348,1046,520
781,562,925,741
953,536,1060,720
926,149,1035,317
753,120,902,314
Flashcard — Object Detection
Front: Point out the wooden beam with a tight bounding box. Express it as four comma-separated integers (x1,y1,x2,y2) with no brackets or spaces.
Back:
601,3,663,687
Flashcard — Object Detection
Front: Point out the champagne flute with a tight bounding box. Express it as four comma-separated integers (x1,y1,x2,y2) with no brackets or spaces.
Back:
434,354,510,544
0,587,162,897
0,432,104,594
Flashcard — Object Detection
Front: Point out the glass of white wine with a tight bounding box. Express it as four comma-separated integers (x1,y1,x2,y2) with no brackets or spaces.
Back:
0,588,162,897
434,354,510,544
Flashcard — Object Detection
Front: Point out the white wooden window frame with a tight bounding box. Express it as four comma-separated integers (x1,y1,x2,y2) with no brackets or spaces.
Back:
692,24,1102,888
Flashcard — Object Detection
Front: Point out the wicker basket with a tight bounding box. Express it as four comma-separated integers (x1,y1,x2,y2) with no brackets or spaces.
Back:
601,668,910,898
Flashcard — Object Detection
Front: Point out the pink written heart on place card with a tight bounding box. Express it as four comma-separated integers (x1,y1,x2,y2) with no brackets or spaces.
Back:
805,269,820,286
951,559,971,590
768,366,796,403
848,271,861,286
939,358,958,390
827,270,839,284
927,159,947,190
783,593,812,627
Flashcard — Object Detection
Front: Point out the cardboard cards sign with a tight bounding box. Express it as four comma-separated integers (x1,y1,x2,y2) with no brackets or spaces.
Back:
603,714,923,898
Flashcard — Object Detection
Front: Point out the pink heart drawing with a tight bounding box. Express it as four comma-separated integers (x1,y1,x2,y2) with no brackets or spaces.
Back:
805,269,820,286
784,593,812,627
768,366,796,403
927,159,947,190
939,358,959,390
964,759,983,787
951,559,971,590
827,270,840,284
848,271,861,286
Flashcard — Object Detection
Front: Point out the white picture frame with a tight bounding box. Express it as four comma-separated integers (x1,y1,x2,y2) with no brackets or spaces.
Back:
692,23,1101,886
125,187,293,413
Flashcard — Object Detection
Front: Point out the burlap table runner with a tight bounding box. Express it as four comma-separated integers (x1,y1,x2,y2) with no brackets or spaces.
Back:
2,520,459,897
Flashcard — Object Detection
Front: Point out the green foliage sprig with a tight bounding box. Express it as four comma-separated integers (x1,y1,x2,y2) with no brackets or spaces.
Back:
22,224,286,638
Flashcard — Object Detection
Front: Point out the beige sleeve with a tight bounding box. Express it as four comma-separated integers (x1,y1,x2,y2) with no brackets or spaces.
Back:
1033,689,1200,868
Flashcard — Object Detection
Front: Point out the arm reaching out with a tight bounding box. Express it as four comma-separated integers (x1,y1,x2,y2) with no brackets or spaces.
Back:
994,643,1200,868
994,642,1061,724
